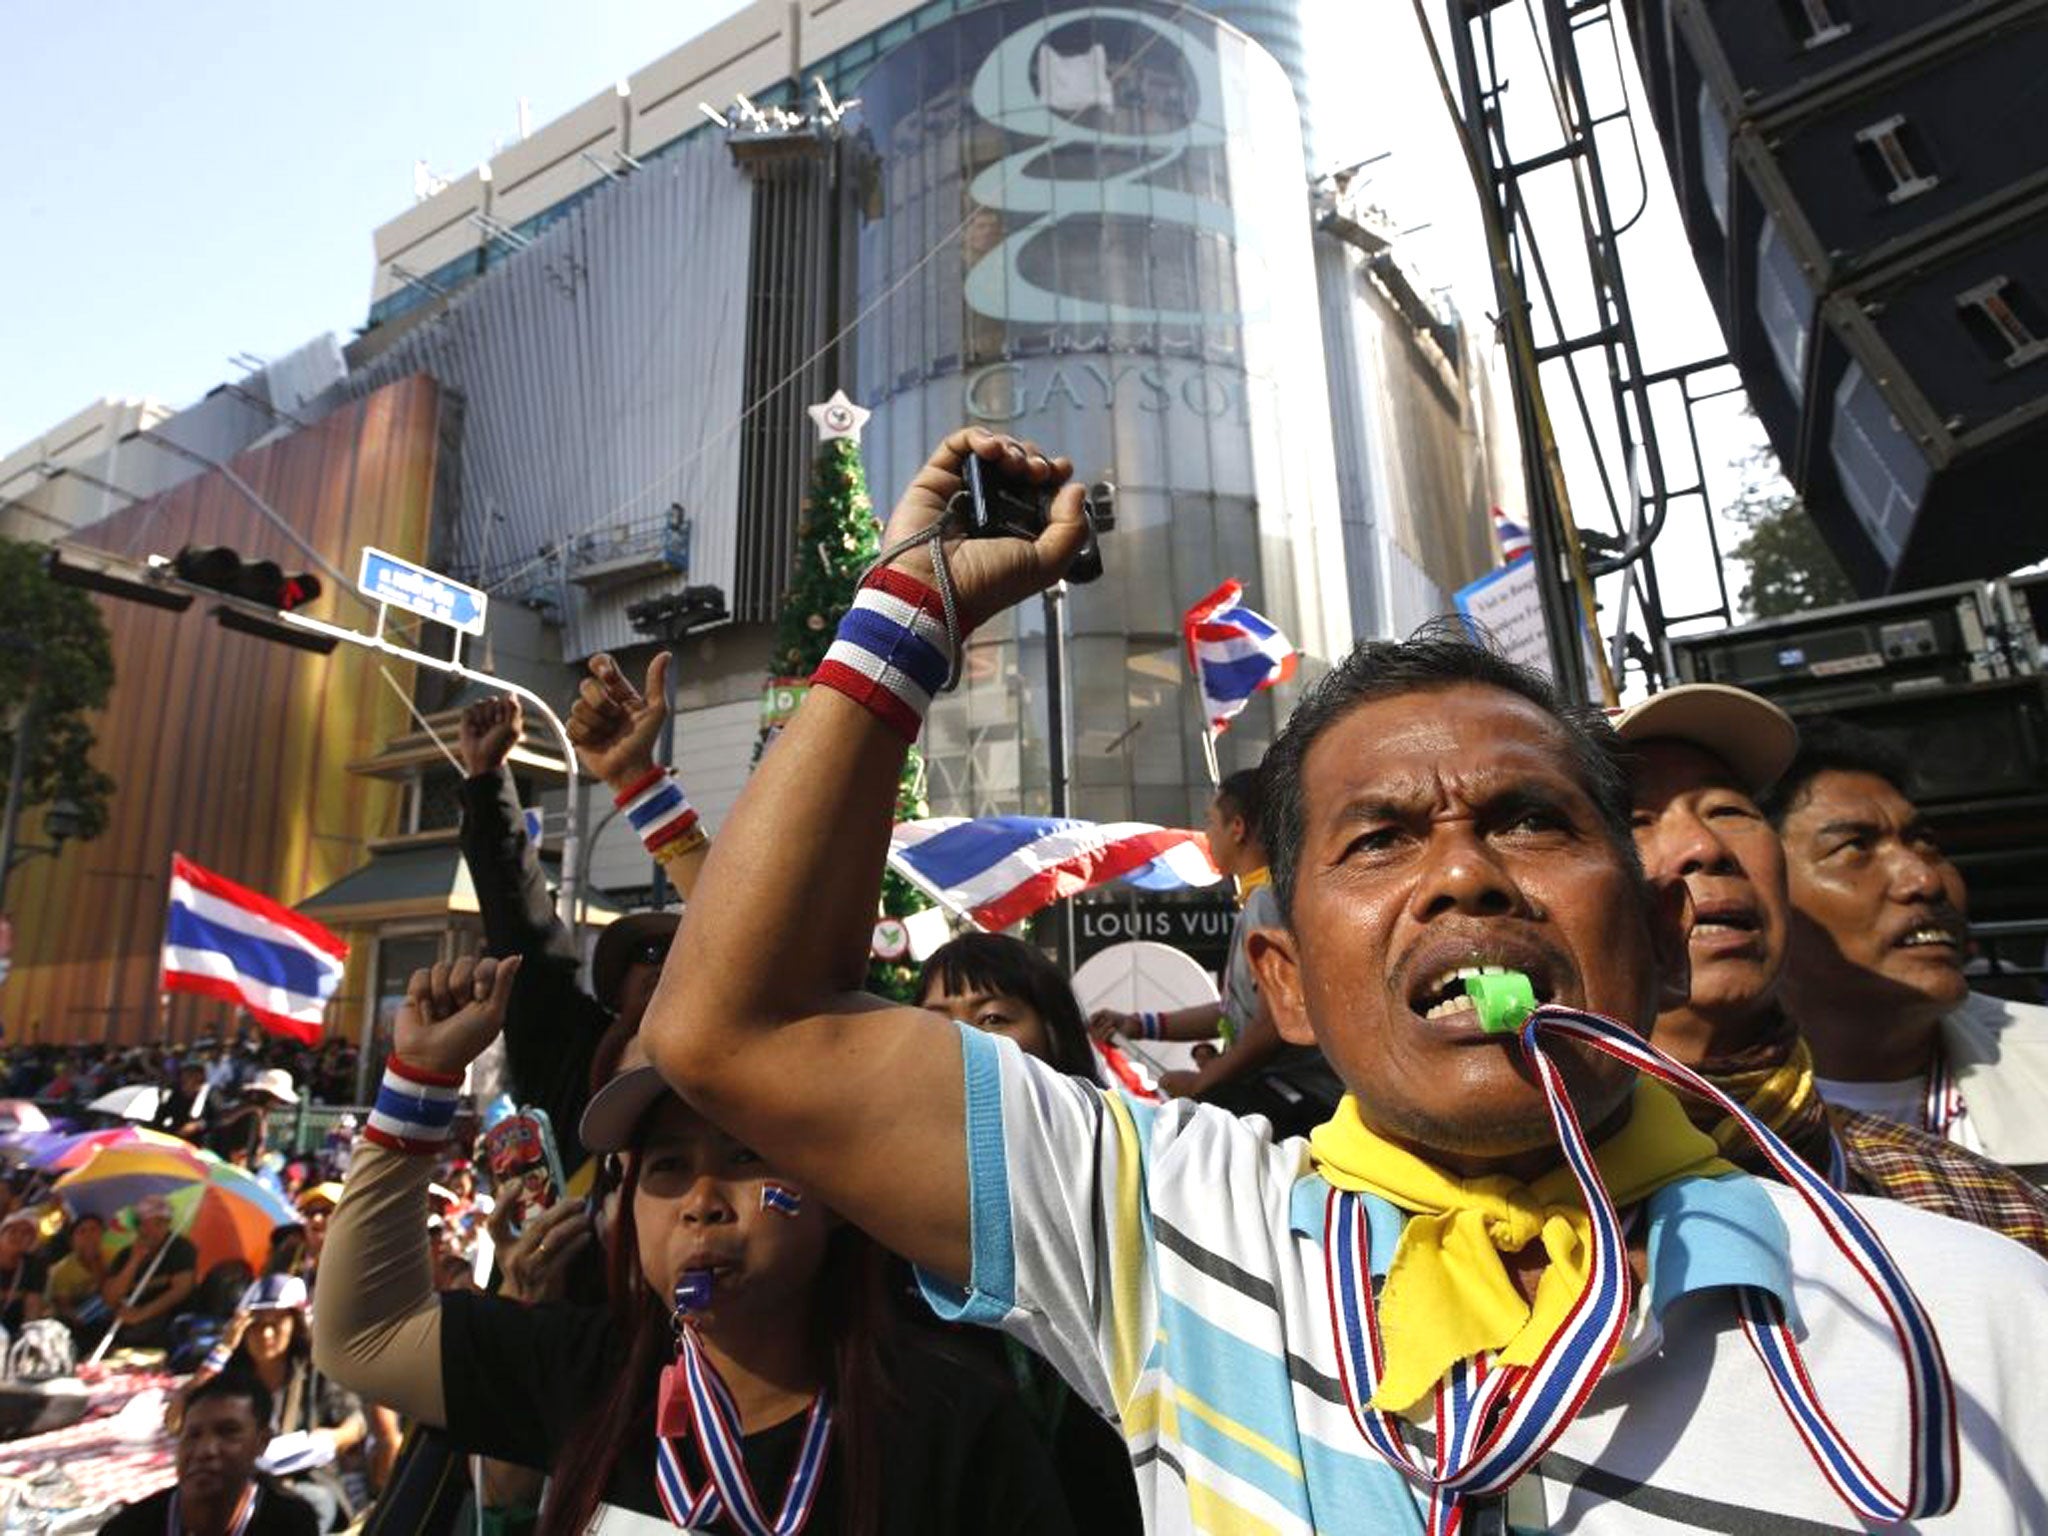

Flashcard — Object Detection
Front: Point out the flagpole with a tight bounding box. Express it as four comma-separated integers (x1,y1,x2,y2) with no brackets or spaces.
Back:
1197,720,1221,792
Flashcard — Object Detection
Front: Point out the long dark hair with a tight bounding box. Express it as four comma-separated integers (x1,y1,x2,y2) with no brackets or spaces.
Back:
916,932,1098,1080
537,1152,901,1536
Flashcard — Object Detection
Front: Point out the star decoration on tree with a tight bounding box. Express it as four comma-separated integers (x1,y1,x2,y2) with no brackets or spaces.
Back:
806,390,871,444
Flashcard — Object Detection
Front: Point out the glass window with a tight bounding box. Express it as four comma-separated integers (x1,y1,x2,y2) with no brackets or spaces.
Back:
368,933,444,1080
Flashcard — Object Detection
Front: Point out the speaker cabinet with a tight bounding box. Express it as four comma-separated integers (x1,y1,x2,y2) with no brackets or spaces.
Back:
1625,0,2048,589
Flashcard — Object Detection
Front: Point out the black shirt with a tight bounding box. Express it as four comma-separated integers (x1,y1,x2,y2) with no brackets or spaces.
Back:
105,1234,198,1310
0,1254,45,1333
207,1106,267,1165
154,1086,215,1143
438,1292,1077,1533
100,1478,319,1536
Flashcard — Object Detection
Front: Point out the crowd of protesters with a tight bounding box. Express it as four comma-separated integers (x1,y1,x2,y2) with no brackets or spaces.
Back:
0,1032,359,1119
19,427,2048,1533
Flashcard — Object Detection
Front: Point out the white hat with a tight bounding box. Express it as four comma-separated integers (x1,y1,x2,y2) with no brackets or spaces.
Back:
246,1068,299,1106
1611,684,1799,797
238,1273,309,1314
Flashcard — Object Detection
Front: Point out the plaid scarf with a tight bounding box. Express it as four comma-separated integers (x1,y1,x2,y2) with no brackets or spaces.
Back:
1687,1012,1839,1176
1689,1011,2048,1260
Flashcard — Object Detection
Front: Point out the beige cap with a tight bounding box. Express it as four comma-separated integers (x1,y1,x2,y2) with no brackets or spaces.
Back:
1612,684,1799,796
578,1034,674,1155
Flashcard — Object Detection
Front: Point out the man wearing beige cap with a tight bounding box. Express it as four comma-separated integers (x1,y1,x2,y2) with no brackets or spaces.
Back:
1765,718,2048,1184
1617,684,2048,1252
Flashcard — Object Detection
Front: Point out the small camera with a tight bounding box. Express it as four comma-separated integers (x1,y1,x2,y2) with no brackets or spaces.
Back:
958,456,1117,583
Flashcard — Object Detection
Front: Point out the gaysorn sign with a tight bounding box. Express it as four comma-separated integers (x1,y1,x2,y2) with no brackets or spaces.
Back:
960,6,1265,332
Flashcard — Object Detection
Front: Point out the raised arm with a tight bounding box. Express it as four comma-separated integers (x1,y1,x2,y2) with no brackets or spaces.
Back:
566,652,712,902
312,954,520,1426
642,428,1086,1284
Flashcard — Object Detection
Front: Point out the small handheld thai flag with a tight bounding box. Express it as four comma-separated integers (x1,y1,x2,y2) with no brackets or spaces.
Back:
1492,506,1533,563
161,854,348,1044
1182,580,1297,734
889,816,1221,930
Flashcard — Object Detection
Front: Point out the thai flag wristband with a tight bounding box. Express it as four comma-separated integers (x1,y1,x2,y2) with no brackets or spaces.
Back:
1138,1011,1163,1041
812,568,954,743
614,767,704,858
363,1056,462,1155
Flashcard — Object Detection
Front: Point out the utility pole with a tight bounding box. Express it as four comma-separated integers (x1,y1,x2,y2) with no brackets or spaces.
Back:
0,690,33,914
1043,582,1077,975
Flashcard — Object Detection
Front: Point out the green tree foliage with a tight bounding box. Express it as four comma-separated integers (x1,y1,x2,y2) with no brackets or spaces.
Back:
0,538,117,842
1724,443,1856,620
764,434,933,1000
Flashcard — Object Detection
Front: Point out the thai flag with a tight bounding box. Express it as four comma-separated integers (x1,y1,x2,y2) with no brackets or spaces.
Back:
1492,507,1533,563
889,817,1222,931
161,853,348,1044
760,1182,804,1217
1182,580,1297,733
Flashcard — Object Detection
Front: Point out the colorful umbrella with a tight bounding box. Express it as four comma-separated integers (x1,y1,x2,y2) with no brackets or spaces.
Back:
54,1142,298,1275
87,1085,162,1122
0,1100,50,1135
28,1125,192,1173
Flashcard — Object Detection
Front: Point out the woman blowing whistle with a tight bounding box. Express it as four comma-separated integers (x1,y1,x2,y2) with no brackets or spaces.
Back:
310,954,1073,1535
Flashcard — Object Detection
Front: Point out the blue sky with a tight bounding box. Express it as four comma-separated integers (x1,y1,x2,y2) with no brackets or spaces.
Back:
0,1,750,448
1,1,1747,640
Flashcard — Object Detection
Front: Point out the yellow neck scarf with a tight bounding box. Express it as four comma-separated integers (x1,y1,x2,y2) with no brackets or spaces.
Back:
1309,1083,1733,1414
1234,865,1271,905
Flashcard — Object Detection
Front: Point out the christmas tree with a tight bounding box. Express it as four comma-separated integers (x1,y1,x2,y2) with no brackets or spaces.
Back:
764,393,934,1000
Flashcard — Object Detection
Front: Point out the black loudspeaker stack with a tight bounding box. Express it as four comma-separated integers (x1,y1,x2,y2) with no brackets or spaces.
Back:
1626,0,2048,593
1670,579,2048,922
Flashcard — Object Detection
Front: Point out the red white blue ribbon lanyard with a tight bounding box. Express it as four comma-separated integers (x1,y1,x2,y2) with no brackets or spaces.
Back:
166,1482,258,1536
1324,1003,1960,1536
653,1324,834,1534
1923,1044,1962,1140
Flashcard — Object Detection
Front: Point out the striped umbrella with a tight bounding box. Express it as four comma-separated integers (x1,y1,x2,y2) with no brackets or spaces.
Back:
54,1142,298,1274
28,1125,192,1173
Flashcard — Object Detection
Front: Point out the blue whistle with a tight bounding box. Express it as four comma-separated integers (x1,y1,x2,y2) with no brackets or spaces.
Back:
674,1269,715,1313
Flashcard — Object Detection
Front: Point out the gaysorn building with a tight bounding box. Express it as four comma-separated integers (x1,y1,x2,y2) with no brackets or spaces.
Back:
318,0,1512,923
847,0,1357,825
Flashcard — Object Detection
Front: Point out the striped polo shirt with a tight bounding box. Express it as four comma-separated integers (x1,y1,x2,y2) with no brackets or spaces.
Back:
922,1024,2048,1533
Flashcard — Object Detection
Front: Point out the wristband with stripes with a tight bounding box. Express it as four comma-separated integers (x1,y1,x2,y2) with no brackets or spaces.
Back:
1138,1011,1163,1041
812,569,953,742
615,767,702,857
363,1056,462,1155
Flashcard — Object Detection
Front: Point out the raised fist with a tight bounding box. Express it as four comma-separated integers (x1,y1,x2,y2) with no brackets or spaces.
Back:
878,428,1089,635
394,954,522,1079
457,695,524,779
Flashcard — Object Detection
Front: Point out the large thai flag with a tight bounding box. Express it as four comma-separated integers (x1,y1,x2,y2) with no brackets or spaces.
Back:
889,817,1221,931
1182,580,1297,733
161,854,348,1043
1492,506,1533,563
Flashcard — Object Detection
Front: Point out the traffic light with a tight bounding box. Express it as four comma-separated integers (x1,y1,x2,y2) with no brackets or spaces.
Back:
171,547,323,611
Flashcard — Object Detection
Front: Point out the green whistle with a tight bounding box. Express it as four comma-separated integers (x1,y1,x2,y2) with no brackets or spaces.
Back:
1465,971,1537,1034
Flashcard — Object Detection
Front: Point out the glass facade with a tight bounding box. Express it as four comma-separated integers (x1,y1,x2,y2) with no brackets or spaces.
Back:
849,0,1349,826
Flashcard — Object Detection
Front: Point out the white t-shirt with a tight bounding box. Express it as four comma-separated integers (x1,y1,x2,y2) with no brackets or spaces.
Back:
926,1024,2048,1534
1815,1072,1991,1158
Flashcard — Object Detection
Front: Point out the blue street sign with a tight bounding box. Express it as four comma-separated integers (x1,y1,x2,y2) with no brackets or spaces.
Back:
357,546,488,636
